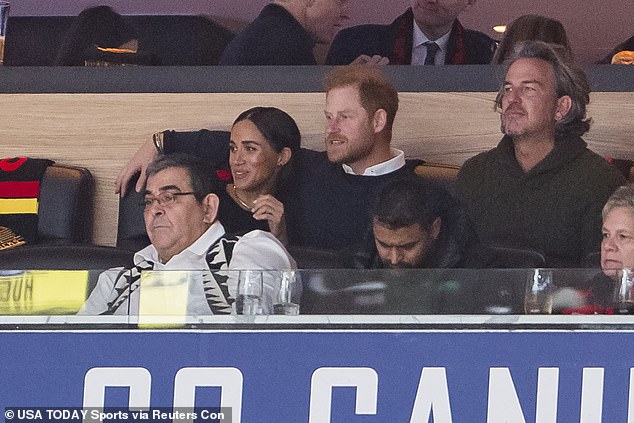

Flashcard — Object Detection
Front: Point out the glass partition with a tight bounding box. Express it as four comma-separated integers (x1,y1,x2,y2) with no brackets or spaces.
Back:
0,267,624,322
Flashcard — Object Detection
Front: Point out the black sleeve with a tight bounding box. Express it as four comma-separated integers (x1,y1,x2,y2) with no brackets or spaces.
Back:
163,129,231,170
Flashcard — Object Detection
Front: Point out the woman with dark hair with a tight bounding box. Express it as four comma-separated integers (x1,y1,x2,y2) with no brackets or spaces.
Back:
54,5,138,66
219,107,301,245
492,14,572,64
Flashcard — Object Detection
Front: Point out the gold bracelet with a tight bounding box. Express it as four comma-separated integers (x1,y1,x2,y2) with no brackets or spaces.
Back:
152,131,164,154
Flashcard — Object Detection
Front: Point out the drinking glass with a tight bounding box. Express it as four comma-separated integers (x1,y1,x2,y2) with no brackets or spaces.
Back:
524,269,554,314
273,270,300,315
0,1,10,65
613,269,634,314
235,270,263,315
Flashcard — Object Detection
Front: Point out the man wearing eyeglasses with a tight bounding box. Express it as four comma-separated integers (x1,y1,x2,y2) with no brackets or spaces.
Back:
79,153,296,315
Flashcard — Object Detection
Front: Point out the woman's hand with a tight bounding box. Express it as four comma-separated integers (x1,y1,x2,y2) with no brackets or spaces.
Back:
252,194,288,246
115,135,158,196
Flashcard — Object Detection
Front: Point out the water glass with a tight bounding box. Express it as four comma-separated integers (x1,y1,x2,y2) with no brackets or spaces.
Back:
524,269,554,314
235,270,263,315
273,270,300,315
613,269,634,314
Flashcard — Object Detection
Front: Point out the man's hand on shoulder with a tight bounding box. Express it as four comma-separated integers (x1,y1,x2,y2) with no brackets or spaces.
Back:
351,54,389,66
115,134,159,197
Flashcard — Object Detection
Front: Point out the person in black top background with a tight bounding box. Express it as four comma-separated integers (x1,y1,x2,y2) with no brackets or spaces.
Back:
219,0,350,65
326,1,495,65
54,5,139,66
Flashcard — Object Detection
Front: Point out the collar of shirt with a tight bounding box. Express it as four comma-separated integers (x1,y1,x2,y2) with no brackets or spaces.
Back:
411,21,451,65
342,148,406,176
134,221,226,269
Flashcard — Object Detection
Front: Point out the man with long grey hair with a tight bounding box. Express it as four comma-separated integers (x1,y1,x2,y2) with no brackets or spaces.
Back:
456,40,624,266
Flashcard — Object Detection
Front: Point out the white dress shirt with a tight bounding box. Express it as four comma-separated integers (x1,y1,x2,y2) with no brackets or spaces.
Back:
342,148,406,176
79,221,296,316
411,22,451,65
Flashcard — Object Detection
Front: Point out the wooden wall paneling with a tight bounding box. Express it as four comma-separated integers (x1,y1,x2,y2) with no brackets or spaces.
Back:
1,91,632,247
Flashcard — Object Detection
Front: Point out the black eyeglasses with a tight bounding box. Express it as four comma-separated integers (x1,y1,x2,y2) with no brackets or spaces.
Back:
142,191,196,209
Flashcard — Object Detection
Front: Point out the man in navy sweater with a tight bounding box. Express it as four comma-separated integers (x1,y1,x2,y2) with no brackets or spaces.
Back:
116,66,415,251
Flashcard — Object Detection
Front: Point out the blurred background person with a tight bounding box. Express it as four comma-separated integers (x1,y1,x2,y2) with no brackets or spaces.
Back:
54,5,139,66
326,0,496,65
599,35,634,64
492,14,572,64
219,0,350,65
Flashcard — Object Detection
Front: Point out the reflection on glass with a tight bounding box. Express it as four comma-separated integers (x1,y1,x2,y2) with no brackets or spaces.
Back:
273,270,300,315
613,269,634,314
0,270,88,315
524,269,554,314
236,270,263,315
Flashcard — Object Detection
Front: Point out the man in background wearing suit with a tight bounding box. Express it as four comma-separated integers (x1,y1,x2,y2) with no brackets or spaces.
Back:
326,0,495,65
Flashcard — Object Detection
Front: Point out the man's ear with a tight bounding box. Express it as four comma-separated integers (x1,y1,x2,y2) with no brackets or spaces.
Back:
555,95,572,121
202,193,219,224
372,109,387,134
277,147,292,167
430,217,442,241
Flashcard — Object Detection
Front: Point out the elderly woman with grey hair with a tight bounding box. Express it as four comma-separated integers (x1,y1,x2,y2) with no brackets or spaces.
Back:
600,184,634,275
563,184,634,314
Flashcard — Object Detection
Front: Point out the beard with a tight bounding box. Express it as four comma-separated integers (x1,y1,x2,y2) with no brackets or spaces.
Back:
325,126,376,166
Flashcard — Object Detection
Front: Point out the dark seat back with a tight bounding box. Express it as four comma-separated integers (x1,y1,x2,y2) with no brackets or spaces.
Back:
287,246,346,269
0,244,134,270
415,162,460,194
0,244,135,297
485,245,547,268
5,15,235,66
116,180,149,251
38,164,94,245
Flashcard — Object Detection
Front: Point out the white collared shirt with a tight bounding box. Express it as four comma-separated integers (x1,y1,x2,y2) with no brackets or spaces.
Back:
342,148,406,176
411,21,451,65
79,221,296,316
134,220,226,269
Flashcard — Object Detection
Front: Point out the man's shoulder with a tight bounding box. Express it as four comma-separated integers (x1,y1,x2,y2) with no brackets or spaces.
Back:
219,5,313,65
333,23,391,41
297,148,330,167
453,23,496,64
237,229,288,252
458,148,497,174
238,229,278,243
326,24,392,65
461,28,496,48
571,147,627,184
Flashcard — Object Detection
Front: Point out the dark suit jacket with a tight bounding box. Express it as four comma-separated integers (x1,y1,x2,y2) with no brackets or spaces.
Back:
219,4,316,65
326,8,496,65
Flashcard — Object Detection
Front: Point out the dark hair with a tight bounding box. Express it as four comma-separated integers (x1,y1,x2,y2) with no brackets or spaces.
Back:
54,6,138,66
146,153,219,202
232,107,301,154
324,65,399,133
372,177,450,231
494,40,591,137
492,15,572,64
